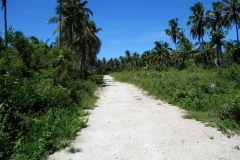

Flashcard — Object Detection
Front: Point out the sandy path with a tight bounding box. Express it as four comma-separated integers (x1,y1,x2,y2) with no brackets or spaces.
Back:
48,75,240,160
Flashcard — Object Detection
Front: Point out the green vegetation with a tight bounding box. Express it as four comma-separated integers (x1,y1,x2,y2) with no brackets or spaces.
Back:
1,0,240,158
68,146,82,153
0,29,103,159
234,145,240,150
0,0,103,159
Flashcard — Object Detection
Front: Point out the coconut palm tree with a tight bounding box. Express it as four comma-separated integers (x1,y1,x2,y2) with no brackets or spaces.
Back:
132,52,140,68
57,0,62,49
165,18,183,50
1,0,7,43
48,0,101,71
177,30,186,46
78,20,101,70
162,42,172,68
153,41,168,69
47,0,92,48
61,0,87,47
46,0,63,49
179,37,198,67
224,40,236,54
205,1,225,66
206,2,224,31
221,0,240,60
140,50,152,67
187,2,209,65
125,50,131,63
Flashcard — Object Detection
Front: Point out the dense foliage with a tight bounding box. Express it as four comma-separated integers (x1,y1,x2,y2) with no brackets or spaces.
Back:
0,30,102,159
47,0,102,71
0,0,103,158
1,0,240,158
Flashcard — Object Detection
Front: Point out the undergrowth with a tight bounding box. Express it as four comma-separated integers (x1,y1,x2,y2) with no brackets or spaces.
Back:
0,31,103,159
110,65,240,135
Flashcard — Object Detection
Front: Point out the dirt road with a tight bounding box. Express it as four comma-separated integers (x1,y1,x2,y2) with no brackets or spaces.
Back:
48,75,240,160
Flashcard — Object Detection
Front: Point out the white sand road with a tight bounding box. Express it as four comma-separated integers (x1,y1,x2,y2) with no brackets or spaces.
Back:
48,75,240,160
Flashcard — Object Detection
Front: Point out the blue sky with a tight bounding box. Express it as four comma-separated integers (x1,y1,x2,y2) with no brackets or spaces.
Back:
0,0,237,60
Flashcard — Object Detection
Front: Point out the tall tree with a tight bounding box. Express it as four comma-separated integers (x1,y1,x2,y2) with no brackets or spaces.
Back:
205,1,225,66
47,1,63,49
47,0,92,48
179,37,198,67
57,0,62,49
1,0,7,43
132,52,140,67
221,0,240,60
153,41,168,69
165,18,183,49
78,20,102,70
125,50,131,63
187,2,209,65
140,50,152,67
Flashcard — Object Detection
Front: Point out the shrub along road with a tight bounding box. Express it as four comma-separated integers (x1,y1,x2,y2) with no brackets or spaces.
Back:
48,75,240,160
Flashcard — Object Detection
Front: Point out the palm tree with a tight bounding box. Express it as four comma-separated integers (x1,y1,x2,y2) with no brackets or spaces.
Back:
187,2,209,65
47,0,92,48
165,18,183,49
205,1,225,66
162,42,172,68
140,50,152,67
80,20,102,70
153,41,168,69
206,2,224,31
119,56,126,69
71,1,101,71
224,40,236,54
1,0,7,43
125,50,131,63
132,52,140,68
62,0,87,46
179,37,198,67
221,0,240,60
57,0,62,49
46,0,62,49
47,0,101,71
29,36,41,44
177,30,186,46
210,29,226,66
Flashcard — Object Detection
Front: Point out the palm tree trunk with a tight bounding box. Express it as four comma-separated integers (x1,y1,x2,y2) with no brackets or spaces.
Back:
81,43,87,71
201,37,209,65
70,21,73,48
58,0,62,49
4,1,7,32
2,0,7,44
235,22,240,61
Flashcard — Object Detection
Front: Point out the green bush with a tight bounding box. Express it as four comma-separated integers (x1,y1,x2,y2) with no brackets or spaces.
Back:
221,96,240,124
90,74,104,85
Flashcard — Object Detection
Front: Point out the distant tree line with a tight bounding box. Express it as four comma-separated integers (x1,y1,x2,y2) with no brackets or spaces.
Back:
98,0,240,73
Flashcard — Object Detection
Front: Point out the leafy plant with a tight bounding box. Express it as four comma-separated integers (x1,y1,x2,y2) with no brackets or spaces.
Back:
0,31,102,159
68,146,82,153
